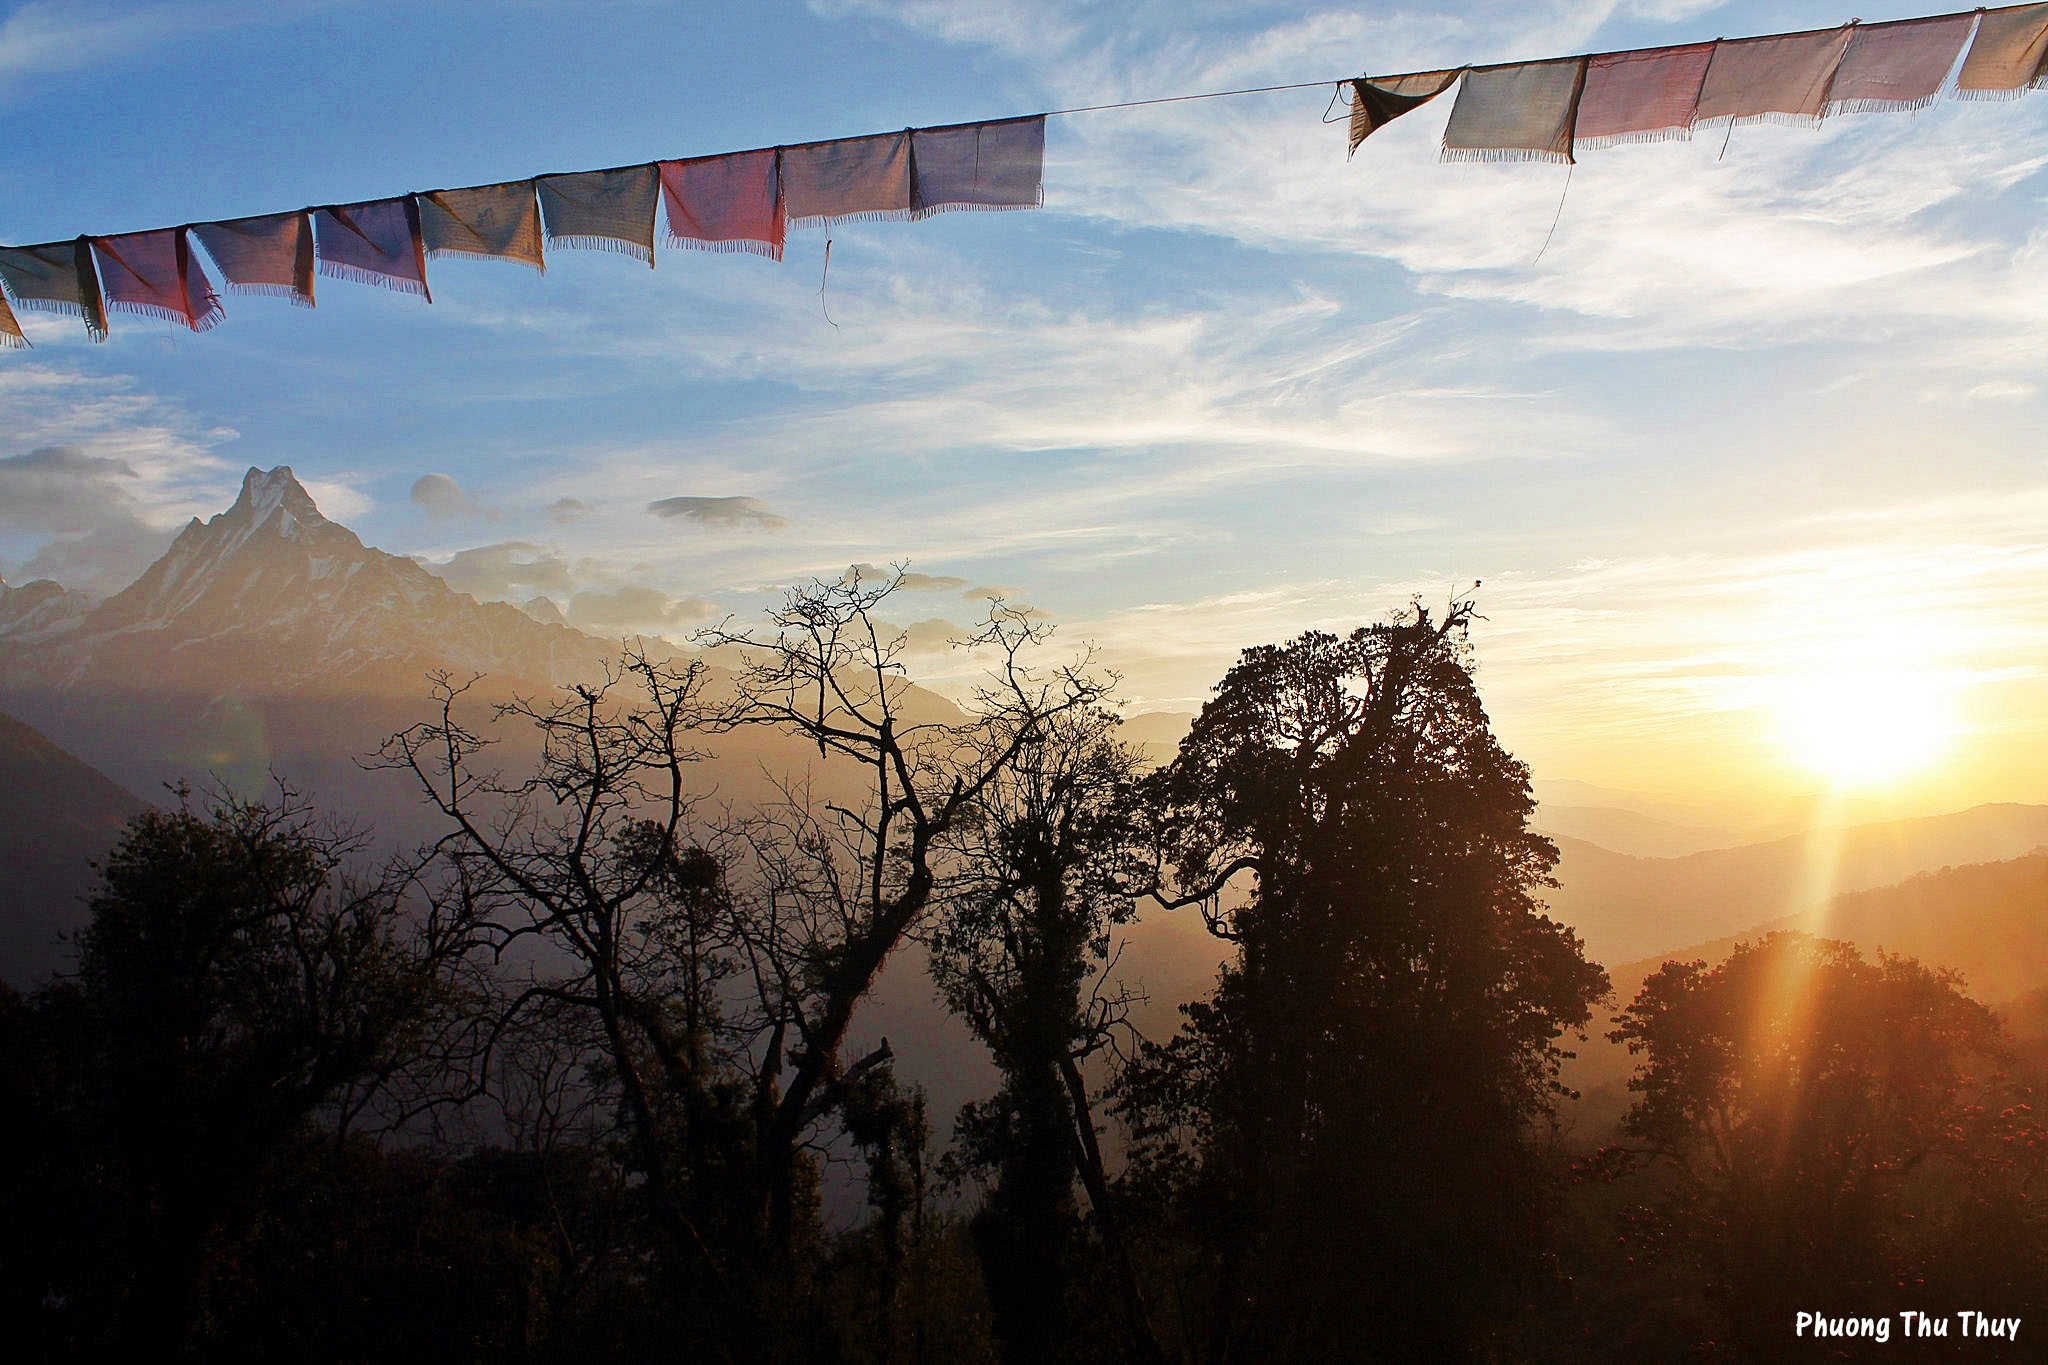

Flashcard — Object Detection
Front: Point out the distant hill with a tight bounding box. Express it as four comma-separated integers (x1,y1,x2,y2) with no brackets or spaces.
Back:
1544,803,2048,966
1560,851,2048,1142
0,711,146,985
1532,804,1742,859
1597,851,2048,1014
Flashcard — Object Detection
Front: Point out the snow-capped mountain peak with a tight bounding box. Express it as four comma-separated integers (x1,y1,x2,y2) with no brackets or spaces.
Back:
0,466,610,695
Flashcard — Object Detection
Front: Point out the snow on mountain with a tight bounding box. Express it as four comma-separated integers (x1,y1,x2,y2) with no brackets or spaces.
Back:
0,575,94,644
0,466,614,695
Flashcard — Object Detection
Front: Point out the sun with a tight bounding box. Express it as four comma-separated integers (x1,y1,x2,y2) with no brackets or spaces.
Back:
1771,667,1957,789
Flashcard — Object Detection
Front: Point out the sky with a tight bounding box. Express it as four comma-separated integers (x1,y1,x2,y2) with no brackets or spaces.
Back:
1,0,2046,823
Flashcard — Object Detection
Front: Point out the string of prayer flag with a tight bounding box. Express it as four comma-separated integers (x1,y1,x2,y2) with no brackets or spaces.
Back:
1441,59,1586,163
0,240,107,341
909,117,1046,216
420,182,546,271
91,227,223,332
783,132,914,228
1574,43,1714,149
538,166,661,265
314,200,431,299
5,6,2048,350
1957,3,2048,96
661,149,786,258
190,212,316,306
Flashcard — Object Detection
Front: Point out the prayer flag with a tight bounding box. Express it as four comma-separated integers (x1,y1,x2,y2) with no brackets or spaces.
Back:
315,199,431,298
1828,14,1975,114
1348,70,1461,156
190,211,316,306
910,117,1045,216
782,132,913,227
0,239,107,341
660,149,784,258
1575,43,1714,148
420,181,545,271
538,166,660,265
1694,26,1854,128
1442,59,1587,163
1957,3,2048,99
91,227,223,332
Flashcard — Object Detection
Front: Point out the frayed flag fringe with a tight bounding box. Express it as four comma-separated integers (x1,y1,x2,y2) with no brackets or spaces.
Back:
788,207,920,231
1953,81,2039,102
110,299,183,326
317,259,431,298
109,298,225,332
664,235,784,260
1828,93,1940,116
1440,146,1574,164
12,295,86,319
1692,111,1826,131
426,245,546,273
908,197,1043,221
544,234,654,265
13,294,102,337
1575,126,1693,150
227,281,315,308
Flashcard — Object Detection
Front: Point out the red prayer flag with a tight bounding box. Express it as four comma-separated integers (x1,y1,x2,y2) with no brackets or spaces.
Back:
660,149,785,259
92,227,224,332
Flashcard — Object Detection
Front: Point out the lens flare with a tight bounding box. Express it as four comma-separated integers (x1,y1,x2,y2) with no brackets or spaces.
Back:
1772,667,1955,788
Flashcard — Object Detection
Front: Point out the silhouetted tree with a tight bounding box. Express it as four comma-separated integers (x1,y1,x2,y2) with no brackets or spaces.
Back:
378,651,773,1353
3,785,472,1358
697,574,1105,1273
1120,603,1608,1363
931,703,1164,1364
1609,931,2039,1355
382,576,1104,1358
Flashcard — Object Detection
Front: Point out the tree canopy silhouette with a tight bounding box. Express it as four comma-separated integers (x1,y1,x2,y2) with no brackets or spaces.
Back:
1121,602,1608,1363
1608,931,2041,1354
1,785,471,1359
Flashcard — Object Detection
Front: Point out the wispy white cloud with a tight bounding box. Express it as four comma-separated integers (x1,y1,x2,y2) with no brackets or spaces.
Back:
1074,483,2048,801
0,365,235,517
0,0,356,93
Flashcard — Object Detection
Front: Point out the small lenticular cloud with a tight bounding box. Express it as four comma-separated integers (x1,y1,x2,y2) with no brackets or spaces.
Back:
646,495,785,530
411,472,476,518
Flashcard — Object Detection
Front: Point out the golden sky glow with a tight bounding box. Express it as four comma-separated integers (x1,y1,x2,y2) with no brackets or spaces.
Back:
2,2,2045,835
1771,665,1958,790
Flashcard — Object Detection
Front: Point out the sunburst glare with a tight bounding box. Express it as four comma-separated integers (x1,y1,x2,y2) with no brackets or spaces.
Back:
1772,665,1958,789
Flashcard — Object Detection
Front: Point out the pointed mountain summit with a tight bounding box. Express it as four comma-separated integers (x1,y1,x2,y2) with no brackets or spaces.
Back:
1,466,610,695
0,573,93,644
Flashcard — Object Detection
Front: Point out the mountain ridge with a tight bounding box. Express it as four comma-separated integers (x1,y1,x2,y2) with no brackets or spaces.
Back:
1,466,615,697
1543,802,2048,965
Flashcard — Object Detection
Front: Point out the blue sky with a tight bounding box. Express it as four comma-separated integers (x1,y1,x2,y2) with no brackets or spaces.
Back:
2,0,2046,817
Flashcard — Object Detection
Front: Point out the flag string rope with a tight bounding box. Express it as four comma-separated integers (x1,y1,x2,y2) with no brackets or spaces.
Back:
1,3,2042,348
